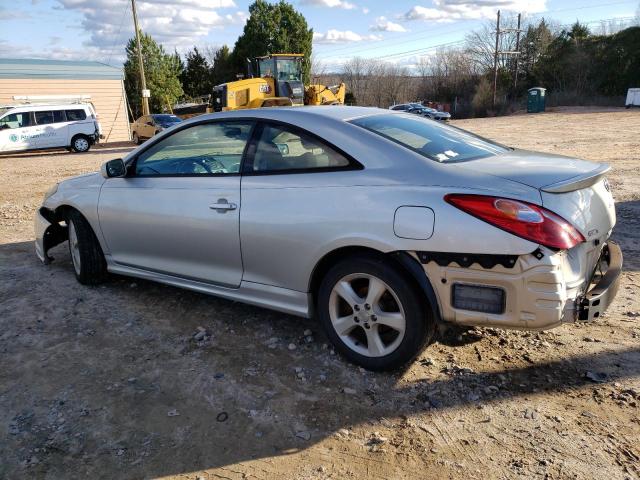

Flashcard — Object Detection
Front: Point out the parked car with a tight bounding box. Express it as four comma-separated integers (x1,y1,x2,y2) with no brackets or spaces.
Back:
389,103,414,111
131,114,182,144
0,102,101,153
391,103,451,121
35,107,622,370
409,106,451,121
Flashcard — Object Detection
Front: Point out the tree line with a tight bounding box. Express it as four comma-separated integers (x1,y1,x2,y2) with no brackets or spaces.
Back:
326,18,640,117
124,0,639,119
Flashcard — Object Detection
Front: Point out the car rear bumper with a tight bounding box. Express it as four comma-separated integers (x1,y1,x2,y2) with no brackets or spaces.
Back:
577,241,622,322
416,241,622,330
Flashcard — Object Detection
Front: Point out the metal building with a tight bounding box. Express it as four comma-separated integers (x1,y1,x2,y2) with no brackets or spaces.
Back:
0,58,130,142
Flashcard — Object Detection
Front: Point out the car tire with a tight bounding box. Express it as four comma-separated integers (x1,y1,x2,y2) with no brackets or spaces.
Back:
132,132,140,145
317,255,435,371
67,210,108,285
70,135,91,153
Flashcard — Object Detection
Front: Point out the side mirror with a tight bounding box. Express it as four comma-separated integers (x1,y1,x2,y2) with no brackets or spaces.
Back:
101,158,126,178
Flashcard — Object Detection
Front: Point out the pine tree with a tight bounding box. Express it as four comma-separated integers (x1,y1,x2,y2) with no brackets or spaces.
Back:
124,31,184,118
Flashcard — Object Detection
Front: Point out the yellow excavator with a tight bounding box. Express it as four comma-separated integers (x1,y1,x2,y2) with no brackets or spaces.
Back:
210,54,345,111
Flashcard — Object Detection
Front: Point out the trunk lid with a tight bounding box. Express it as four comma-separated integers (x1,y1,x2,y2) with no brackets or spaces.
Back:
456,149,604,190
456,149,616,239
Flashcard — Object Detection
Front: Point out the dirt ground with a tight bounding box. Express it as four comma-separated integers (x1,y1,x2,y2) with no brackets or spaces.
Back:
1,107,639,480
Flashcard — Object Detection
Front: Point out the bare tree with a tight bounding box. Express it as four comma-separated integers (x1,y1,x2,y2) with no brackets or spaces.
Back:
464,14,524,72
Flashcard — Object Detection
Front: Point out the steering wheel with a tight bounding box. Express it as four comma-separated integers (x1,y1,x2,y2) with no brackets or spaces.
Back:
193,155,227,174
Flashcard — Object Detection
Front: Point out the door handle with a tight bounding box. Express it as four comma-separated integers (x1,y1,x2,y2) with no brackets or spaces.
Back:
209,199,237,212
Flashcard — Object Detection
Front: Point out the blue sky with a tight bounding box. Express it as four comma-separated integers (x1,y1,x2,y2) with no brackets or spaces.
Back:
1,0,638,70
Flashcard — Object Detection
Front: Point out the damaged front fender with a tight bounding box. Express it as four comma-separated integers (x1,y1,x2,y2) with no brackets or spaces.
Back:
35,207,68,264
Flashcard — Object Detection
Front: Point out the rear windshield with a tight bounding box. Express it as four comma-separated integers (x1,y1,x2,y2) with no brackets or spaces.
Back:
350,113,508,163
66,109,87,121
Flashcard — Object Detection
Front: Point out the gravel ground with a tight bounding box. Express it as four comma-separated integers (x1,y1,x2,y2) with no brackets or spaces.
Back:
1,107,639,480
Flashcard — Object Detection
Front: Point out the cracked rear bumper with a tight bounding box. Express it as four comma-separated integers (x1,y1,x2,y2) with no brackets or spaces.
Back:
577,241,622,322
418,241,622,330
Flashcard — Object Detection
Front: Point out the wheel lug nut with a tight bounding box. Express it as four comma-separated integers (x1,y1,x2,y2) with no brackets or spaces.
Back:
371,315,377,321
354,317,359,323
364,304,370,310
364,323,370,329
354,305,360,311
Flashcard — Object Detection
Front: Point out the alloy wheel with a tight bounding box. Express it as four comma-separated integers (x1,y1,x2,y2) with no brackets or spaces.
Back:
328,273,406,357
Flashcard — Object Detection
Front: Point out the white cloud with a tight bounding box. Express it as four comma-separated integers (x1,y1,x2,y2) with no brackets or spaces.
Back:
404,0,546,22
53,0,240,52
300,0,357,10
362,7,370,14
313,29,382,44
370,16,407,32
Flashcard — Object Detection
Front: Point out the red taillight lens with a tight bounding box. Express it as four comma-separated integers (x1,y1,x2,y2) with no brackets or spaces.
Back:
444,194,585,250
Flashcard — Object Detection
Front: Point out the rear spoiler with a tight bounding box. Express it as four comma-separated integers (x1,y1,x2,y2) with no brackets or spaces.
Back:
541,163,610,193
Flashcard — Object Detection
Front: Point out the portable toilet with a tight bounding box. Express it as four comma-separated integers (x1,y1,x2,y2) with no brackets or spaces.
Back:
626,88,640,108
527,87,546,113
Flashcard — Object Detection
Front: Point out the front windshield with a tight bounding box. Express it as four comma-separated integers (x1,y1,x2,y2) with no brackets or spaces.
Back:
275,58,302,82
350,113,508,163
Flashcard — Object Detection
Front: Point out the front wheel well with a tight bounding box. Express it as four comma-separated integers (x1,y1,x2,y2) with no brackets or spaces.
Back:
308,246,441,323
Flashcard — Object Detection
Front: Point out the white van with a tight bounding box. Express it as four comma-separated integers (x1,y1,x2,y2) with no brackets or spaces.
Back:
626,88,640,108
0,103,101,153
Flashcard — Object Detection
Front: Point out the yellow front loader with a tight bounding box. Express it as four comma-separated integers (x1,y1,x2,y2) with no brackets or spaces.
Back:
210,54,345,112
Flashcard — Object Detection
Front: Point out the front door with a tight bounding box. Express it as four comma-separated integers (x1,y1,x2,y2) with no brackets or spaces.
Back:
0,111,34,151
98,120,253,287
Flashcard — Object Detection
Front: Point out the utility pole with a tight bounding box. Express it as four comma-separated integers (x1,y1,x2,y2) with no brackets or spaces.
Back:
513,13,522,92
493,10,523,107
492,10,500,108
131,0,149,116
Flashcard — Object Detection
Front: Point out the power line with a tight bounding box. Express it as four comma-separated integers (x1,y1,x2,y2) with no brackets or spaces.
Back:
317,14,638,66
315,0,639,61
104,2,132,66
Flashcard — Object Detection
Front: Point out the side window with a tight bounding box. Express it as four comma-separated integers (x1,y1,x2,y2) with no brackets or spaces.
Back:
0,112,32,129
251,123,351,173
135,121,253,176
35,111,55,125
53,110,66,123
66,109,87,121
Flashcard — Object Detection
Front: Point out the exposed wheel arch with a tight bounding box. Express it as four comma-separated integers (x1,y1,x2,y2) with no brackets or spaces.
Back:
40,205,98,261
308,246,441,324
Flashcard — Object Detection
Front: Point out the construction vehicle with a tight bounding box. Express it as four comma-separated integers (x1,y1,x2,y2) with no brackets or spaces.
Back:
208,54,345,112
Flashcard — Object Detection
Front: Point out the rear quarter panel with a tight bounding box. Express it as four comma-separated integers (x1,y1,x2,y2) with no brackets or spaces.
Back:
240,171,538,292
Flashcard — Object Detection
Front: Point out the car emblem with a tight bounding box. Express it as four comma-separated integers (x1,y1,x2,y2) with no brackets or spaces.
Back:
603,178,610,192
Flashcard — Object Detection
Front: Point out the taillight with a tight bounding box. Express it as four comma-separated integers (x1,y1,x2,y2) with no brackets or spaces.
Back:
444,194,585,250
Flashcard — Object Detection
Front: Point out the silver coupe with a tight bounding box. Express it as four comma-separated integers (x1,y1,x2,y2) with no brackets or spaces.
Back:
35,106,622,370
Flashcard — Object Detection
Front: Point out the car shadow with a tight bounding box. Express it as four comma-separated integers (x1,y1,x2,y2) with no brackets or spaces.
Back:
612,199,640,271
1,239,638,479
0,142,134,159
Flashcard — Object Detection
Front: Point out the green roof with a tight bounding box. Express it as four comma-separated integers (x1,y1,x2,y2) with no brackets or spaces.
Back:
0,58,123,80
